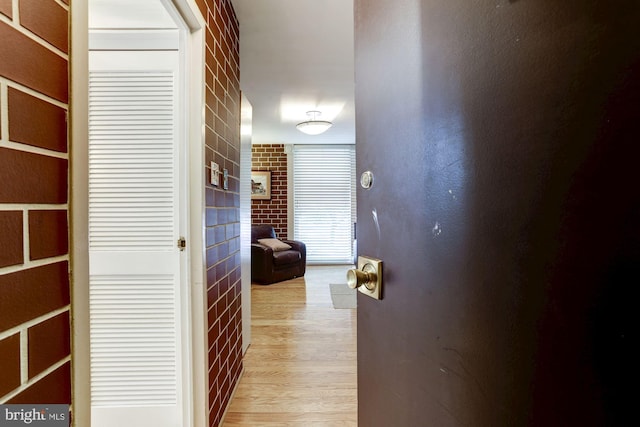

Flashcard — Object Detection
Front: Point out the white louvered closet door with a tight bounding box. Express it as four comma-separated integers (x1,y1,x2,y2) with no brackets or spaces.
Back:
88,50,184,427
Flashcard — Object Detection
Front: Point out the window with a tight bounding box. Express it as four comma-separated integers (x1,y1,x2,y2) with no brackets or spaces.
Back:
293,145,356,264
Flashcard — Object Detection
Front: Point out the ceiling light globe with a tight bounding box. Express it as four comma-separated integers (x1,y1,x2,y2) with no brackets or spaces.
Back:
296,120,333,135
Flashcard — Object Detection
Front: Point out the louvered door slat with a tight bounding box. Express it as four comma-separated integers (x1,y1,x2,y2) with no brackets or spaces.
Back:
89,71,175,251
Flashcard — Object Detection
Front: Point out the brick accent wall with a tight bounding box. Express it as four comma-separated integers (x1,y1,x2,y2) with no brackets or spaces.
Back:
251,144,288,237
0,0,70,405
195,0,243,425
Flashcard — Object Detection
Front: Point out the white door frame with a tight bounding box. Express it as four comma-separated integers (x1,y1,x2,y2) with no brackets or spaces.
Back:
71,1,206,426
239,94,252,354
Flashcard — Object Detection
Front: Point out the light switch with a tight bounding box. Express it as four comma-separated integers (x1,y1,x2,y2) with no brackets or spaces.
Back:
211,161,220,186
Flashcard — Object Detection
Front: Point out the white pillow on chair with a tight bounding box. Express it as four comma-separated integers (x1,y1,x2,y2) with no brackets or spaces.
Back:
257,238,292,252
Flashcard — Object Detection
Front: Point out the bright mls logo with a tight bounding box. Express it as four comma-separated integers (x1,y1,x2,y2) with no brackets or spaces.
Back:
0,405,68,426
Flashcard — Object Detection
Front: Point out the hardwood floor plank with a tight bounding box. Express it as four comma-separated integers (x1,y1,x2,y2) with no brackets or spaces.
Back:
222,266,357,426
223,412,357,426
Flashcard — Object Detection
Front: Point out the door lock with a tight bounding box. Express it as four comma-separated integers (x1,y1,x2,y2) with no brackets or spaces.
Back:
347,256,382,300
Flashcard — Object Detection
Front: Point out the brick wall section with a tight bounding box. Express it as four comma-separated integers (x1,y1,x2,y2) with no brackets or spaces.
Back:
251,144,288,237
195,0,243,425
0,0,70,405
0,0,13,19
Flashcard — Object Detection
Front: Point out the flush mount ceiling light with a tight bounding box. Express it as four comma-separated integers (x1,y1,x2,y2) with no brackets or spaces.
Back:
296,111,333,135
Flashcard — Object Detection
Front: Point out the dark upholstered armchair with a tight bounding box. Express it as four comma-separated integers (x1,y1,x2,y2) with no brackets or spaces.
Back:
251,224,306,285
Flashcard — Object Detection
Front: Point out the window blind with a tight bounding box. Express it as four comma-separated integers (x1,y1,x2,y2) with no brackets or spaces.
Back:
293,145,356,264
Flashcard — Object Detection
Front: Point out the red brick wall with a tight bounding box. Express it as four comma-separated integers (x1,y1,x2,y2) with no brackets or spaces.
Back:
0,0,70,405
251,144,288,237
195,0,243,425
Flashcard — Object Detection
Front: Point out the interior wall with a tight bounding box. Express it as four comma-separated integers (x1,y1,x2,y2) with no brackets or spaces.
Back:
195,0,243,425
250,144,288,237
0,0,71,403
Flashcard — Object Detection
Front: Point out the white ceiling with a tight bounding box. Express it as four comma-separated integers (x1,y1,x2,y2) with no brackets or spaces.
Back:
231,0,355,145
88,0,355,145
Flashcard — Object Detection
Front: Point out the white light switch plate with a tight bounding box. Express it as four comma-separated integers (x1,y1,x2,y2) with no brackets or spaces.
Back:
211,161,220,186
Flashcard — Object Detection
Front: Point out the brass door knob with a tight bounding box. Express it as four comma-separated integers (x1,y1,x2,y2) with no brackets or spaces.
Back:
347,256,382,299
347,268,376,290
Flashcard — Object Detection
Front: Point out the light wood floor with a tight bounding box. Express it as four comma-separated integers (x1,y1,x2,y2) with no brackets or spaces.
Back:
222,265,357,426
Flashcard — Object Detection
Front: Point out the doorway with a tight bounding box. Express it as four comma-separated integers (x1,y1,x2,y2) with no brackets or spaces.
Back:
72,1,207,425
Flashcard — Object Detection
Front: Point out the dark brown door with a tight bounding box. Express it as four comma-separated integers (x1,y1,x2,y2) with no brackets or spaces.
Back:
354,1,639,426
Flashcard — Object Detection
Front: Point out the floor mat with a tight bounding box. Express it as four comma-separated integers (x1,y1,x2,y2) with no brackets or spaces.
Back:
329,283,357,309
